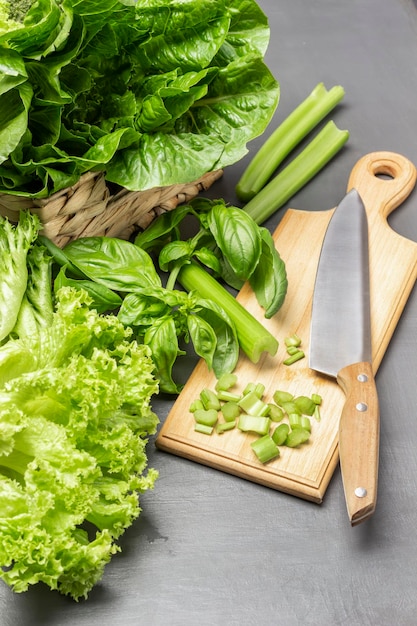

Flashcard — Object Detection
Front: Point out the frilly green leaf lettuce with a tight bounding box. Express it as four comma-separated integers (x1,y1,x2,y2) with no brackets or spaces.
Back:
0,286,159,600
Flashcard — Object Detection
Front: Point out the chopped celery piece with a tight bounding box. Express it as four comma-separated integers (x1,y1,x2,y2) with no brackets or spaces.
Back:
236,83,346,201
216,421,237,434
286,345,300,356
238,390,269,416
253,383,265,398
285,429,311,448
251,435,280,464
243,121,349,225
285,333,302,348
312,394,322,405
221,401,241,422
189,399,204,413
215,373,238,391
294,396,316,416
217,390,242,403
300,416,311,432
200,388,221,411
272,423,290,445
243,382,256,395
289,413,302,429
268,403,284,422
194,408,218,427
273,390,294,405
195,423,214,435
280,401,301,416
238,414,271,436
313,405,321,422
283,350,305,366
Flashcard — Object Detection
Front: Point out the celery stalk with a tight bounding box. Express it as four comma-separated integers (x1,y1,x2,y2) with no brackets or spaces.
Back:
178,262,278,363
243,121,349,225
236,83,345,201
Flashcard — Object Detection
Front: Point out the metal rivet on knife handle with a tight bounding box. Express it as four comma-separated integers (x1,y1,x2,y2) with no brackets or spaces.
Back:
354,487,368,498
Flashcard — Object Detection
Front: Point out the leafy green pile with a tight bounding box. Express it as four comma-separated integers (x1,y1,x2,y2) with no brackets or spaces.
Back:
0,212,159,600
0,0,279,198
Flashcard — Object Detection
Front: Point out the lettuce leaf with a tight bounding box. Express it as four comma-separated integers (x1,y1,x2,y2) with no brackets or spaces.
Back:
0,286,159,600
0,0,279,197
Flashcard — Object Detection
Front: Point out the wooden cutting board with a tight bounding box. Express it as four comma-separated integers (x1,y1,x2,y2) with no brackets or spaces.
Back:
155,152,417,503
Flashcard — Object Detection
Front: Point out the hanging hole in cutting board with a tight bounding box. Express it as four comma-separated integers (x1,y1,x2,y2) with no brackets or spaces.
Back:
373,165,395,181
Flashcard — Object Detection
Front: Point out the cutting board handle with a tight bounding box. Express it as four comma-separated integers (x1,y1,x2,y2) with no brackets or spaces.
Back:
347,151,417,219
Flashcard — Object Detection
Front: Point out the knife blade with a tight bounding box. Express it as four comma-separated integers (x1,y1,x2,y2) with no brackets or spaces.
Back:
309,188,380,526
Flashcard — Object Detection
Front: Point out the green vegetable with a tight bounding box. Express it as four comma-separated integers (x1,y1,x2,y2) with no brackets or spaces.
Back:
285,333,302,348
294,396,317,416
250,434,280,463
243,121,349,225
0,0,279,198
283,350,305,366
195,423,214,435
238,414,271,436
194,409,219,427
221,401,241,422
216,420,236,434
284,428,311,448
179,262,278,363
45,235,240,393
236,83,345,201
200,388,221,411
217,390,241,403
273,390,294,405
0,211,41,341
238,390,269,416
271,423,290,446
215,373,238,391
0,286,159,600
135,197,288,319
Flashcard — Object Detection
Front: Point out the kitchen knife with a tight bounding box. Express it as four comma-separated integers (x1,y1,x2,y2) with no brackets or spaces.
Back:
309,188,379,526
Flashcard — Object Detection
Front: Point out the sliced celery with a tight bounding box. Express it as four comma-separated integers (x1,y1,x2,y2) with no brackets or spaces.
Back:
236,83,346,202
216,421,237,434
194,423,214,435
251,435,280,464
200,388,221,411
238,390,269,416
194,408,218,427
178,262,278,363
285,428,311,448
215,373,238,391
272,423,290,446
238,414,271,436
243,121,349,225
294,396,316,416
283,350,305,366
221,401,241,422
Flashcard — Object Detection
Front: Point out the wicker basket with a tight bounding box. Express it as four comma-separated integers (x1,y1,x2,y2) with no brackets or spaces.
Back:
0,169,223,247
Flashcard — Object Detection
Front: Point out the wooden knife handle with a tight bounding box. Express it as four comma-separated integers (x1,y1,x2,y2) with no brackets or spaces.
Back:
336,361,380,526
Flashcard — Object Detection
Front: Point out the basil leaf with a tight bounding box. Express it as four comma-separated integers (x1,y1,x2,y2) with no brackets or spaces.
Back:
207,203,262,280
144,316,182,395
193,247,222,274
158,240,193,272
63,237,162,292
187,314,217,372
195,298,239,376
134,205,192,250
249,228,288,318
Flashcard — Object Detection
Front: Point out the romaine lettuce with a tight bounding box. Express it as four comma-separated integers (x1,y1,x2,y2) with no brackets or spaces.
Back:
0,0,279,197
